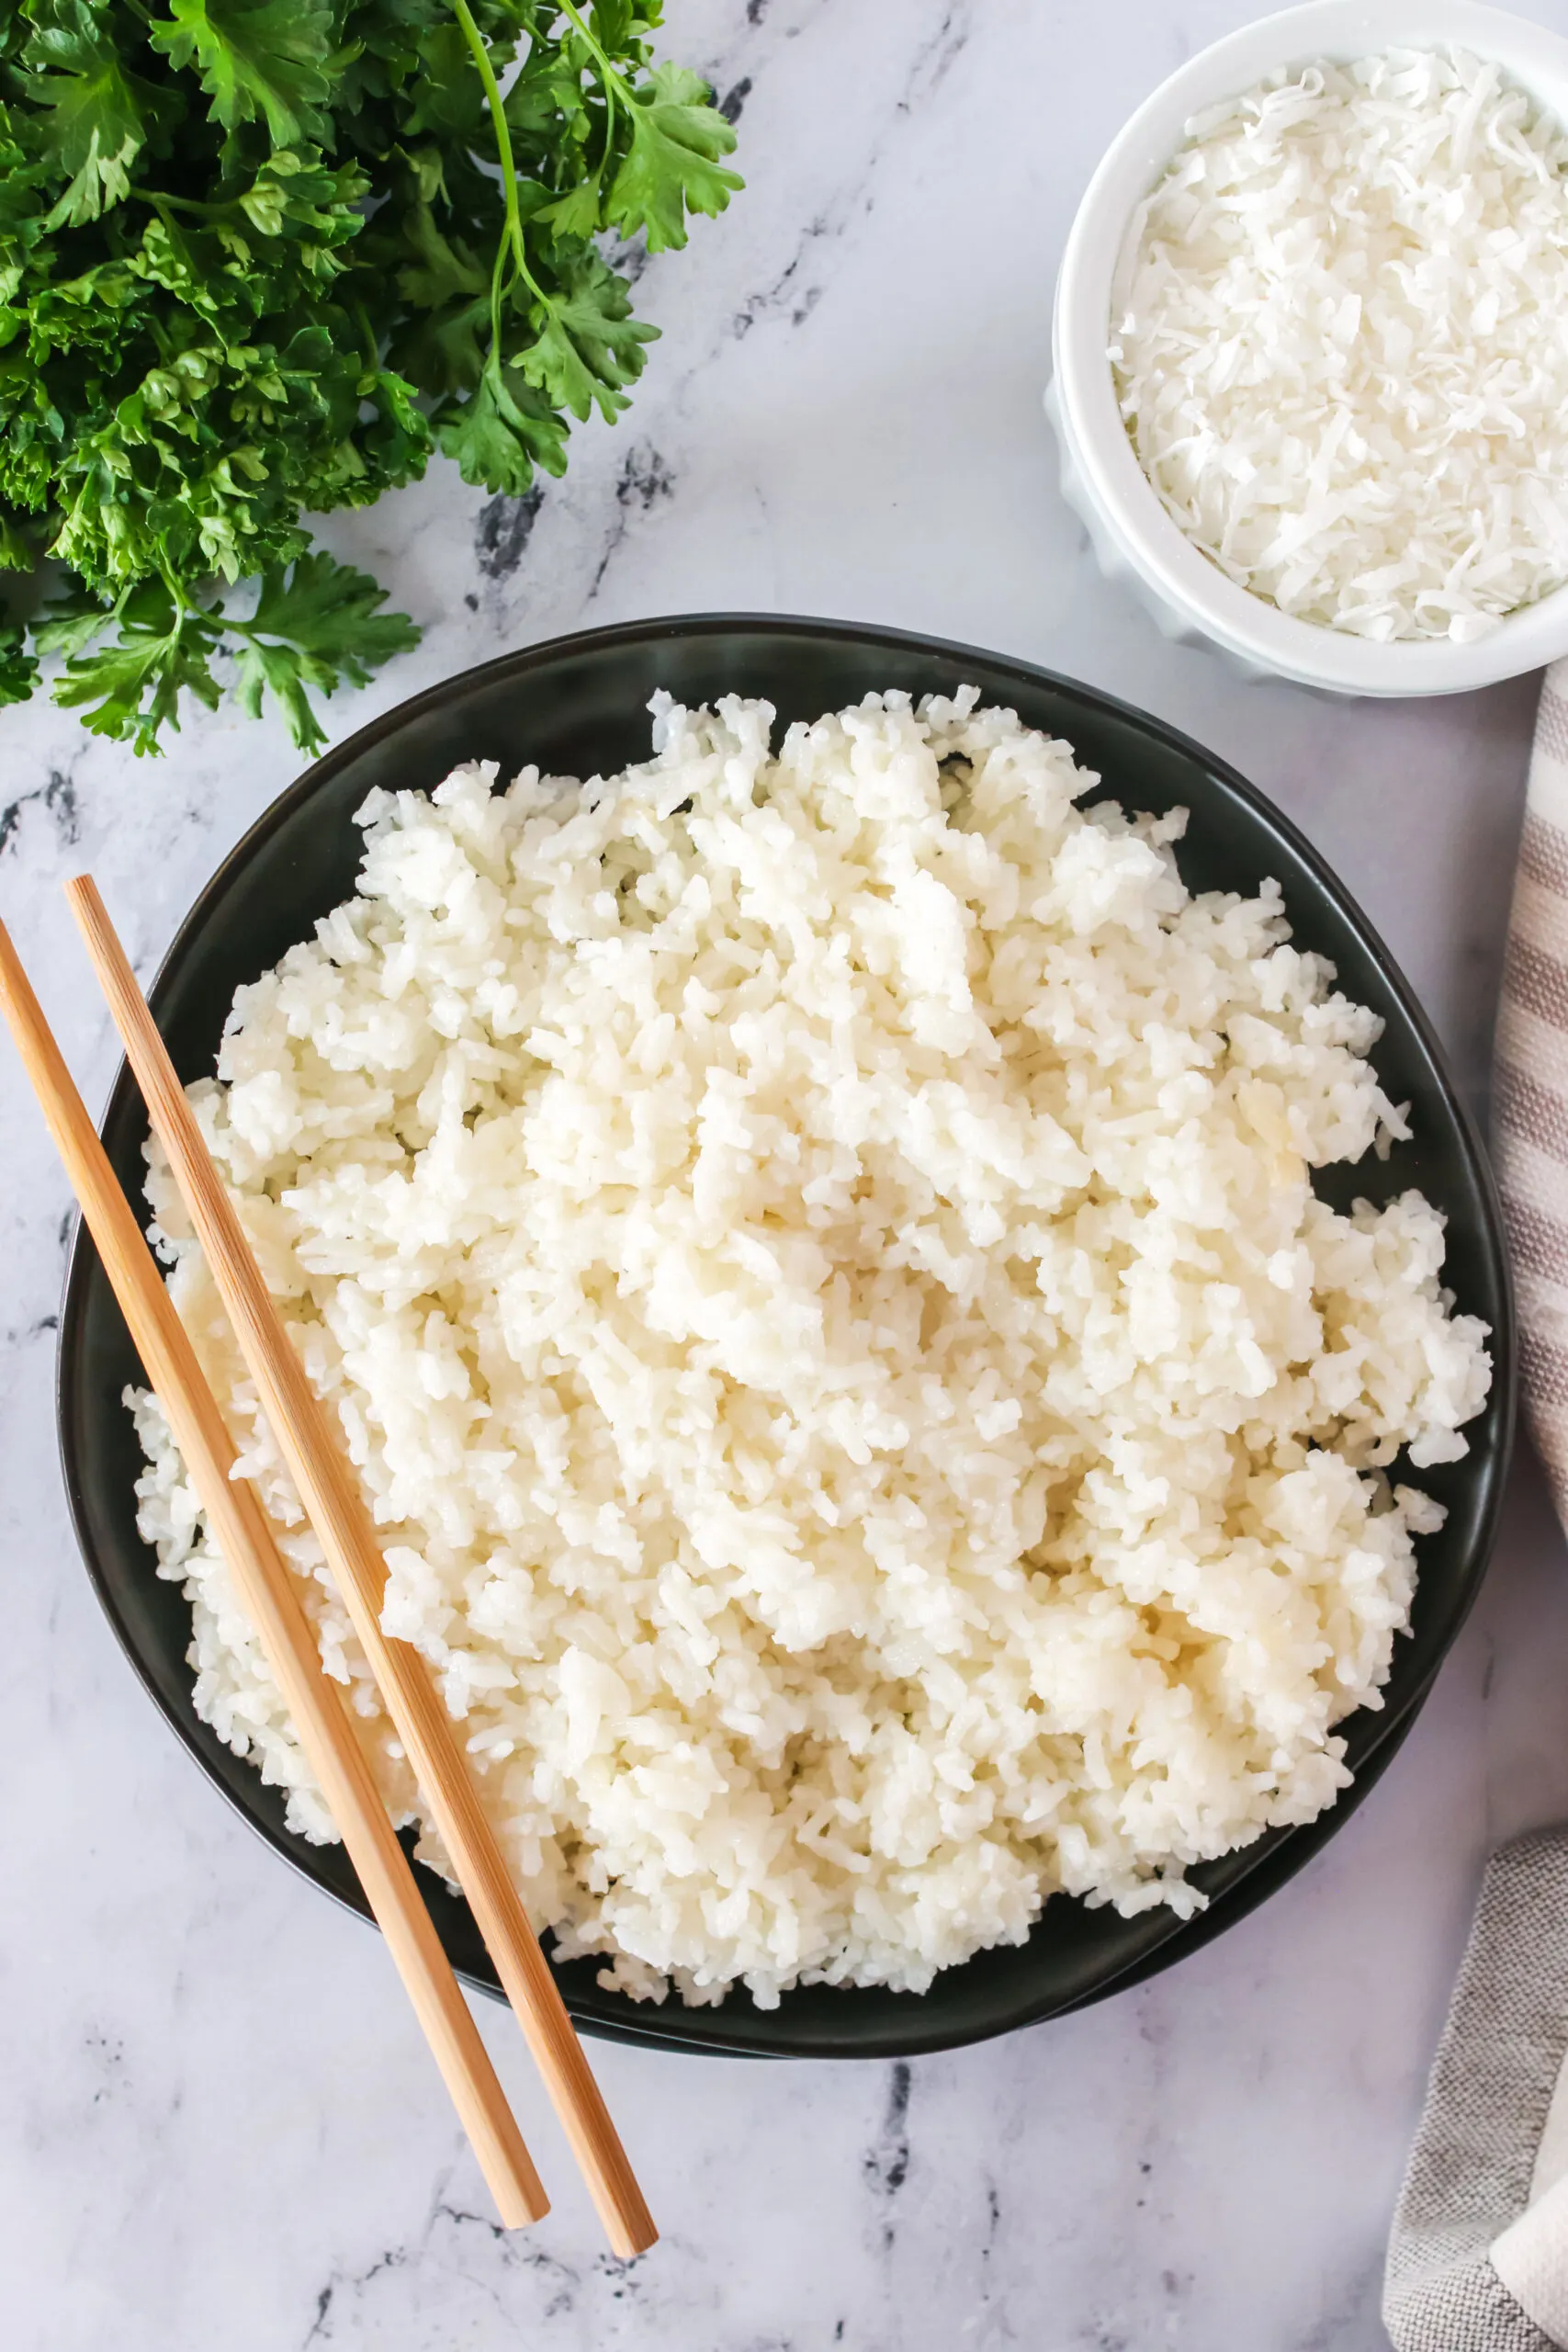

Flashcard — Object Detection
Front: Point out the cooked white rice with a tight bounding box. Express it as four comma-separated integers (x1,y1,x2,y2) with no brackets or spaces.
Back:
129,691,1491,2006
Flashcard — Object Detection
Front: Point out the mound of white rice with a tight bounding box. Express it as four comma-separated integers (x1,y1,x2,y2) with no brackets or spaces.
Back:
130,691,1490,2006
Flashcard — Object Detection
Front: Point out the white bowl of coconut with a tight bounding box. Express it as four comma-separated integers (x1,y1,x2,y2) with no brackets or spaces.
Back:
1048,0,1568,694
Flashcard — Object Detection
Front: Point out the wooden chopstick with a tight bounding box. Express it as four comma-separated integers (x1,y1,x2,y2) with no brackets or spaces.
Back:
0,917,547,2230
66,876,658,2261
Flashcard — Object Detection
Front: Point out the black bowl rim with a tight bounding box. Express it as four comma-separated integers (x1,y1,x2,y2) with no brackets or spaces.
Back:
56,609,1517,2057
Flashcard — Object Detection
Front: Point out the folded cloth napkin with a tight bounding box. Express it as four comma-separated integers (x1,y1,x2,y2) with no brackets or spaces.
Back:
1385,1832,1568,2350
1384,662,1568,2348
1494,654,1568,1520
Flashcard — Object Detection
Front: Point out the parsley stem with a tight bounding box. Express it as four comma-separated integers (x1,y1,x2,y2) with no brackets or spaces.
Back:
141,191,219,218
557,0,626,187
556,0,629,106
349,298,379,376
452,0,539,301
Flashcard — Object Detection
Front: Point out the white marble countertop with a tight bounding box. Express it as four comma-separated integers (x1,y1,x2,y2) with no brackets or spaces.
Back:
4,3,1566,2345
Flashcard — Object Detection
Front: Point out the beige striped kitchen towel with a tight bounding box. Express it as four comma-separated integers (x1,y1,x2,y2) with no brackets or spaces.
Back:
1382,668,1568,2349
1384,1829,1568,2352
1495,654,1568,1525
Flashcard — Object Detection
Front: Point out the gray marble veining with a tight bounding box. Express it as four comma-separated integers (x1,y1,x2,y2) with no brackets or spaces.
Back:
3,4,1565,2346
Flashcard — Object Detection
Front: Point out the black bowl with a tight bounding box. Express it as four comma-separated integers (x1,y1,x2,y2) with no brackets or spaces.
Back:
57,615,1516,2058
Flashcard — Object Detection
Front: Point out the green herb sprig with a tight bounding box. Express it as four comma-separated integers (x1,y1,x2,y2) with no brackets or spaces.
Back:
0,1,741,754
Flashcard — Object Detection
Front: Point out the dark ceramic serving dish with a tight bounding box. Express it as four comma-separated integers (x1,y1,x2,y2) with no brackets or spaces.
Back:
57,615,1516,2058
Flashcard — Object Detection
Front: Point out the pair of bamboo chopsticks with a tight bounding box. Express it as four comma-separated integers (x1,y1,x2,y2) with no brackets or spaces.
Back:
0,880,654,2256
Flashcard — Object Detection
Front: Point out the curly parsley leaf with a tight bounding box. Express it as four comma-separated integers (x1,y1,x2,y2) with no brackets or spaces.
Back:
400,19,491,147
238,549,419,683
150,0,333,150
21,0,159,224
51,582,222,755
0,513,36,571
396,201,491,313
438,359,570,494
0,622,39,706
230,551,420,749
605,63,741,253
231,631,328,750
31,579,119,661
521,250,657,424
235,146,370,243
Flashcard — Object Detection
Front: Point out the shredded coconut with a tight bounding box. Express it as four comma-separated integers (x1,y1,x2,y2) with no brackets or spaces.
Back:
1110,47,1568,642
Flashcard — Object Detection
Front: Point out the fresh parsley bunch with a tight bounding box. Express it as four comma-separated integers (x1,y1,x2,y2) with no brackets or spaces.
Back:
0,0,741,753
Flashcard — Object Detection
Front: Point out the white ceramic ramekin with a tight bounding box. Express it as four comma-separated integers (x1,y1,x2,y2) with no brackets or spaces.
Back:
1047,0,1568,695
